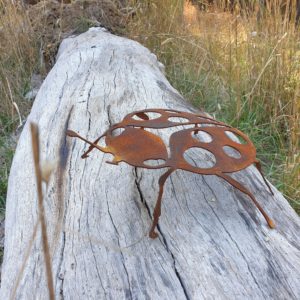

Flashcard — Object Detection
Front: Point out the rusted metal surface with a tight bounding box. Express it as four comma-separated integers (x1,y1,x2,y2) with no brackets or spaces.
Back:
67,108,275,238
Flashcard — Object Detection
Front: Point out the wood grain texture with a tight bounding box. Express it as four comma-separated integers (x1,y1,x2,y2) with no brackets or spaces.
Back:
1,28,300,300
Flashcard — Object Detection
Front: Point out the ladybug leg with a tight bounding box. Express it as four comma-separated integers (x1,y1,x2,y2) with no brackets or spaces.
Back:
254,160,274,195
149,168,175,239
66,130,108,155
218,173,275,229
81,136,103,158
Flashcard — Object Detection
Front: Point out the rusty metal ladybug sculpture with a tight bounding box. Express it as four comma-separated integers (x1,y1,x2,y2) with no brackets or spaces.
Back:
67,108,275,238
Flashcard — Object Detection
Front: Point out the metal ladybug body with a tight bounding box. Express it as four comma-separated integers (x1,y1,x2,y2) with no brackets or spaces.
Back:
67,108,275,238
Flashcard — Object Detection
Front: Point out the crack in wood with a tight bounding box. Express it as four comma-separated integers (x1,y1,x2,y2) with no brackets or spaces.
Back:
57,231,66,300
106,105,113,128
55,109,74,299
208,202,265,296
48,72,69,141
134,168,152,219
106,198,133,299
133,168,190,299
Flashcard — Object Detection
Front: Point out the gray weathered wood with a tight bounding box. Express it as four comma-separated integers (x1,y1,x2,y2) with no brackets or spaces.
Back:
1,27,300,300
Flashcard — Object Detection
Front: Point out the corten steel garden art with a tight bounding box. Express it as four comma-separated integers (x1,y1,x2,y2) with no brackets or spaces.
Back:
67,108,275,238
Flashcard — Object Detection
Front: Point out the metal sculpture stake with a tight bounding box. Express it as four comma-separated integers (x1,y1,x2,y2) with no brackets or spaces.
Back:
67,108,275,239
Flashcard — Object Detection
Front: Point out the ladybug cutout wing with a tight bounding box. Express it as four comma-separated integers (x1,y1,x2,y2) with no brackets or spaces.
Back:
105,127,168,168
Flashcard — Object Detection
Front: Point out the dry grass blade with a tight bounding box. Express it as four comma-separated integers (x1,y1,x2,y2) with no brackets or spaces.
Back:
10,220,40,300
245,32,287,98
5,77,22,127
30,123,55,300
0,0,38,116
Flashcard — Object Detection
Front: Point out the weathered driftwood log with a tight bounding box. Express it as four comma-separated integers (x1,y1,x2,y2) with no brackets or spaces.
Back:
1,28,300,299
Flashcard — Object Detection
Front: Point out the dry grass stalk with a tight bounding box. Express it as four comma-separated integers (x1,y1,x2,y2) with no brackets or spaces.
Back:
8,124,55,299
0,0,38,116
30,123,55,300
5,77,22,127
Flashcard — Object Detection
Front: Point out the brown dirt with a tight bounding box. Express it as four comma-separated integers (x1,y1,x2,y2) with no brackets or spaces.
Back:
26,0,130,70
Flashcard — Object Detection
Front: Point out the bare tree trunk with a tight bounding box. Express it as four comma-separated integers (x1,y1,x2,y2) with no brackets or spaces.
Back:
1,28,300,300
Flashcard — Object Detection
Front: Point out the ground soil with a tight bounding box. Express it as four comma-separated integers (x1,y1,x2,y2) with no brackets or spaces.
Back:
26,0,130,70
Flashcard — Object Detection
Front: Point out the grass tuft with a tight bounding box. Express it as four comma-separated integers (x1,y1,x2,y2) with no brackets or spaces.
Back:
0,0,38,116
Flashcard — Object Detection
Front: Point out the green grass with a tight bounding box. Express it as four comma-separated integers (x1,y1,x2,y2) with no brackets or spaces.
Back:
0,115,17,216
75,17,100,34
165,61,299,214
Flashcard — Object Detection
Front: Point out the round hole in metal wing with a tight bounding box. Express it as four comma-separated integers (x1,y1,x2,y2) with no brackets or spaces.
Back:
183,147,216,169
